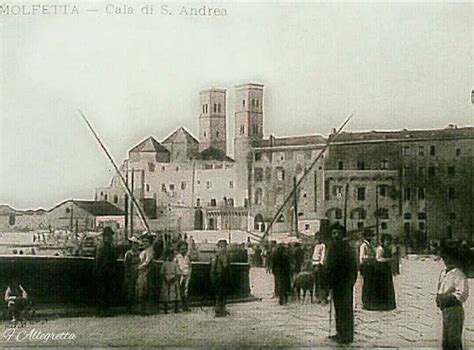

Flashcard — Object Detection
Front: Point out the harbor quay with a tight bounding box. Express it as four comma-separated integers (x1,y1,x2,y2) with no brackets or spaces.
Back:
1,257,472,348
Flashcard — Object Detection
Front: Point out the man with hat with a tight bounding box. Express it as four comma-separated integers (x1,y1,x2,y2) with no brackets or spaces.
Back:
210,239,231,317
94,226,117,317
436,245,469,350
325,223,358,344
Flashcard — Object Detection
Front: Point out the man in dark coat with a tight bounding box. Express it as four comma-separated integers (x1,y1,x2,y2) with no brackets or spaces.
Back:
210,239,231,317
94,226,117,317
326,223,358,344
272,243,292,305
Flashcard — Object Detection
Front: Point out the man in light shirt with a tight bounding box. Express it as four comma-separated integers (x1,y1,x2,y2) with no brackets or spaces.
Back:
312,235,328,304
175,242,192,311
436,245,469,350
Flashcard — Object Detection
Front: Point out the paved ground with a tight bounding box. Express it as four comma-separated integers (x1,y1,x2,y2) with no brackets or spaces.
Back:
1,256,472,347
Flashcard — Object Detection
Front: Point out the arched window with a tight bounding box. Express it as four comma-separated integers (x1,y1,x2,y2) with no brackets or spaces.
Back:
218,103,221,113
255,188,263,205
214,104,217,113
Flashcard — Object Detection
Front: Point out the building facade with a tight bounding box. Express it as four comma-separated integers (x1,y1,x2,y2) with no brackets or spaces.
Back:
91,83,473,242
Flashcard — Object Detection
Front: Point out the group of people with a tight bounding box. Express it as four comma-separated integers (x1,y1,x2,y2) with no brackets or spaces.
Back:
266,224,470,349
95,227,193,316
94,227,232,318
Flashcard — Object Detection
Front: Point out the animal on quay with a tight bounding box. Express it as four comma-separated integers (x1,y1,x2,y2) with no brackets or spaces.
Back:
293,271,314,303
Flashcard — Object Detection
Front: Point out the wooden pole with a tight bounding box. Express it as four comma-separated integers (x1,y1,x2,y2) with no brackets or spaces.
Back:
130,168,135,237
343,183,349,229
293,176,299,236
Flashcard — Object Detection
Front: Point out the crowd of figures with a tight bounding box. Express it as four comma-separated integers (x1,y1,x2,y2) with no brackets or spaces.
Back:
94,228,234,318
250,225,470,348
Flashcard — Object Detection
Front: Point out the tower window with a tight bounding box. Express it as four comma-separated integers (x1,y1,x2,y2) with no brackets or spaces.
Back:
242,100,245,107
202,105,205,113
218,103,221,113
204,131,207,138
216,131,219,138
256,99,259,107
214,104,217,113
205,104,208,113
252,99,255,106
430,145,436,156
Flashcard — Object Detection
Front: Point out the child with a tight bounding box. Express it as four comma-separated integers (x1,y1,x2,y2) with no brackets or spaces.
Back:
160,250,181,314
4,282,28,322
436,246,469,350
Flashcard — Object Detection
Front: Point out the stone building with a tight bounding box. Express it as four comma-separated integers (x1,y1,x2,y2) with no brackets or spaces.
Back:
93,82,473,242
326,126,474,241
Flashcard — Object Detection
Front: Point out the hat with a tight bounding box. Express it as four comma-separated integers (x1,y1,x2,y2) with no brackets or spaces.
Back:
102,227,114,236
128,236,140,244
217,239,228,246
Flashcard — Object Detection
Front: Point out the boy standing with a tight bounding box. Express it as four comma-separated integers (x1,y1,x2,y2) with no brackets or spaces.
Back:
436,246,469,350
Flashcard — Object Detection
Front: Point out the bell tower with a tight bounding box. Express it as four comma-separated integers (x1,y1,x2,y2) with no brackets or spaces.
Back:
233,83,264,164
199,88,227,153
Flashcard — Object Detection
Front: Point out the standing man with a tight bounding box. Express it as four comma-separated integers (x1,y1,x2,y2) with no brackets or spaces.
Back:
272,243,292,305
312,235,328,304
175,242,192,312
359,230,375,310
326,223,358,344
210,239,231,317
436,245,469,350
94,226,117,317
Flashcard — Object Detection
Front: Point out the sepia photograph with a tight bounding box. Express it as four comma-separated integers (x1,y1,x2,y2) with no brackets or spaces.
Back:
0,1,473,348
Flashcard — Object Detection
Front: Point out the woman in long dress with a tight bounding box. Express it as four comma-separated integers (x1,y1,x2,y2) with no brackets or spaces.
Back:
122,236,140,313
160,249,181,314
136,235,155,315
372,234,396,310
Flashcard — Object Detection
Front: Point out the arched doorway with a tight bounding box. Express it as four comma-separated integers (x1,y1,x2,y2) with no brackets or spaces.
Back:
254,214,265,232
194,209,203,230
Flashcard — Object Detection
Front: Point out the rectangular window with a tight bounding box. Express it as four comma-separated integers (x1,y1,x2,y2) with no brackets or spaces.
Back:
404,222,411,233
254,167,264,182
332,185,343,198
380,159,389,170
338,161,344,170
419,222,425,231
228,198,234,207
404,212,412,220
210,199,217,207
357,222,364,229
418,167,424,177
447,166,455,176
206,181,212,189
428,166,435,177
403,146,410,156
404,188,411,201
356,161,365,170
169,184,175,191
148,162,155,172
449,212,456,220
381,222,388,230
448,187,455,199
403,166,410,176
276,167,285,181
255,153,262,161
430,145,436,156
196,198,201,207
456,148,461,156
379,185,388,197
418,146,424,156
418,187,425,200
357,187,366,201
418,212,427,220
181,182,186,190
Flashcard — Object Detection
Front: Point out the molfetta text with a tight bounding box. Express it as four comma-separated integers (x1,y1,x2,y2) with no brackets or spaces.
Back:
0,3,229,16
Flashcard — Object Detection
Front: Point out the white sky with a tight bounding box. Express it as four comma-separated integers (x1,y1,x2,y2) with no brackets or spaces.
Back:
1,1,473,210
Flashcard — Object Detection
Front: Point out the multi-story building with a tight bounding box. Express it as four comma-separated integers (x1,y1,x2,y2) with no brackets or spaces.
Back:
93,82,473,242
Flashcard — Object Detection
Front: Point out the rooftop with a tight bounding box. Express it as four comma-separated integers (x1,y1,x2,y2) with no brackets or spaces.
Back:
129,136,170,154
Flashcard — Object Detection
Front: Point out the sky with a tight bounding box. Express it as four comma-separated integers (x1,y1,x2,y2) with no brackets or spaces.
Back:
0,1,473,210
